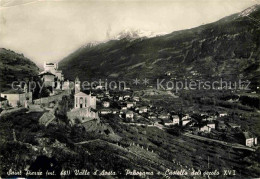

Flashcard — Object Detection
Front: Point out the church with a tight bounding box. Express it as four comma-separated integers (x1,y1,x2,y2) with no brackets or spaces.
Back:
67,77,98,124
74,92,96,109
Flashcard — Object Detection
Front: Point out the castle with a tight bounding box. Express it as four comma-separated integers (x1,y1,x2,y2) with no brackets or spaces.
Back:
39,62,64,89
43,62,63,81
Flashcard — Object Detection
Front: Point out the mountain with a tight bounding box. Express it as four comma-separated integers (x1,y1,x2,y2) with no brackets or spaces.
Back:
78,29,167,49
0,48,39,92
59,5,260,87
113,29,167,40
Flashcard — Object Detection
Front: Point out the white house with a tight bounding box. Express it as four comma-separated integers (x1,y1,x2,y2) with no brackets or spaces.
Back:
1,89,32,107
102,101,110,108
219,112,228,117
182,119,192,126
200,126,211,132
126,111,134,119
121,105,127,110
172,116,180,125
139,106,148,113
243,132,257,147
127,102,134,109
207,123,215,129
200,123,215,132
133,96,140,102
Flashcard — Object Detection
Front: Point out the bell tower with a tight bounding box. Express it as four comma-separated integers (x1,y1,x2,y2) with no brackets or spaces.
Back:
75,76,81,94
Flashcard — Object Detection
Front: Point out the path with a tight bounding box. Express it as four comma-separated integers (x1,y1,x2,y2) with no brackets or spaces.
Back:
183,132,255,152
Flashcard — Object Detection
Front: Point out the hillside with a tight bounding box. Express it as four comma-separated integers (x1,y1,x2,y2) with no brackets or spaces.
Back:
59,5,260,88
0,48,39,92
1,109,260,177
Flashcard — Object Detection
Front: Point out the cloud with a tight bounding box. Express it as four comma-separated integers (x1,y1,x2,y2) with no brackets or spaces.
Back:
0,0,38,8
106,24,112,39
0,0,256,65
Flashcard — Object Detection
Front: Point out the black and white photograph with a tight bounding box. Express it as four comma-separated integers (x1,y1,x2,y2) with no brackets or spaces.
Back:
0,0,260,178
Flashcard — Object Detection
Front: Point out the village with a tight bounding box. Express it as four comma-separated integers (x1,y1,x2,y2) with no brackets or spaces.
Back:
0,61,258,152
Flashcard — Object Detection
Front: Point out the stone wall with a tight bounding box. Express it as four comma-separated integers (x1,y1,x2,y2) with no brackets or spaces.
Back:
67,108,98,124
39,111,55,126
34,90,71,105
0,107,26,117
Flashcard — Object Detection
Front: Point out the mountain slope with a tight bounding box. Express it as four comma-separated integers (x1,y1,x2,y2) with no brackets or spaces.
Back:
59,5,260,86
0,48,39,92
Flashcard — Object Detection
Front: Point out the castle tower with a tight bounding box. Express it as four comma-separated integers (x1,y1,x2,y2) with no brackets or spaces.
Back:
75,76,81,94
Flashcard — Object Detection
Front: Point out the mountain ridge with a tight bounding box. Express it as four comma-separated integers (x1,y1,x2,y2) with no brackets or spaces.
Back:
59,5,260,88
0,48,39,92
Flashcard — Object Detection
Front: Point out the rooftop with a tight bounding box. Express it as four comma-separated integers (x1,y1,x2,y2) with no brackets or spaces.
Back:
227,122,240,127
100,108,113,112
161,118,172,123
243,132,255,139
0,97,7,101
75,92,89,97
1,89,25,94
38,71,55,76
126,110,134,114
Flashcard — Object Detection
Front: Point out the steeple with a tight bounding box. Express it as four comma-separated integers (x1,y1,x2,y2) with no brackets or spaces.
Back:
75,76,81,94
23,83,28,93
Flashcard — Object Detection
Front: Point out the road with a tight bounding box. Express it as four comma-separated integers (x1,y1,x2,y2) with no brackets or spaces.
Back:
120,122,164,130
183,132,256,152
121,122,256,152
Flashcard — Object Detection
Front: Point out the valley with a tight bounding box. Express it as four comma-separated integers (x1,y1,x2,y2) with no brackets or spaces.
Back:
0,4,260,178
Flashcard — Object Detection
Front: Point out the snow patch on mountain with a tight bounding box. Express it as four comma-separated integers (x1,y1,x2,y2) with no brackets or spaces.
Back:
113,29,168,40
238,4,259,17
80,40,108,49
80,29,168,48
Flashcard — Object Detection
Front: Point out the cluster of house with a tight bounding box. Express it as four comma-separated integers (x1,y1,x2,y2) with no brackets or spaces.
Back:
95,90,257,148
96,87,192,126
182,112,258,147
0,61,258,148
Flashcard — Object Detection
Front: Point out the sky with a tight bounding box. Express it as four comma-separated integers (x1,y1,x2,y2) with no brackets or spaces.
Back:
0,0,258,67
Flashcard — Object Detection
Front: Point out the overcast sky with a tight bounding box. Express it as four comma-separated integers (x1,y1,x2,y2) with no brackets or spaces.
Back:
0,0,258,66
